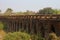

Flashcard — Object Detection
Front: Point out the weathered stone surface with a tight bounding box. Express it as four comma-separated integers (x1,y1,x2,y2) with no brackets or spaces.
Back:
0,15,60,38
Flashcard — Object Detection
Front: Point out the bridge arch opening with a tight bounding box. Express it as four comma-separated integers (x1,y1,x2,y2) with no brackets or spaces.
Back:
51,25,55,33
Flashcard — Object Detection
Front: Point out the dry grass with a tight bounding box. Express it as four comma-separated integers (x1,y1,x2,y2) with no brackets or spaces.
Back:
0,30,6,40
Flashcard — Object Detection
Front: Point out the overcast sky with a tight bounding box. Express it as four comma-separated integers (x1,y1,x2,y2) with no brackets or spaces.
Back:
0,0,60,12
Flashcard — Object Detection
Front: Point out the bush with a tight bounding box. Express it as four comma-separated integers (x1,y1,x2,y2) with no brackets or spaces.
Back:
0,22,4,30
3,32,30,40
48,32,58,40
31,33,45,40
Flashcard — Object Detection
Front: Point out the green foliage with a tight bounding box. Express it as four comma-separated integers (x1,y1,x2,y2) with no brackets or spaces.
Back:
0,22,4,30
38,7,54,14
53,9,60,14
38,7,60,14
4,8,13,15
0,10,1,12
31,33,45,40
15,10,35,15
3,32,45,40
3,32,30,40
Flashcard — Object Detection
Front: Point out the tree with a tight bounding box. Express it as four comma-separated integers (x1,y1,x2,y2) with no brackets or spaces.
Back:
38,7,54,14
4,8,13,14
24,10,35,15
53,9,60,14
0,10,1,13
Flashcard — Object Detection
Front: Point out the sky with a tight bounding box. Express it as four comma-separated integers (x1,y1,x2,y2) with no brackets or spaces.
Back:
0,0,60,12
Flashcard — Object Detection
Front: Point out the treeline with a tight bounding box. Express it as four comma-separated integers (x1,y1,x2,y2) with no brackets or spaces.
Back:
0,7,60,15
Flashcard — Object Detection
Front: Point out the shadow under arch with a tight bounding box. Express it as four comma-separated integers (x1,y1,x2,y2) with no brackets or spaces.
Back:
50,24,55,33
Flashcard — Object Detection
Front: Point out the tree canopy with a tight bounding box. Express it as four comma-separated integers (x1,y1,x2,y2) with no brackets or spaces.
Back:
38,7,54,14
1,7,60,15
4,8,13,14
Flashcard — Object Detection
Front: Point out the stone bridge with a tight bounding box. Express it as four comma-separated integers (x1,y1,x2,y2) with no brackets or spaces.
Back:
0,14,60,38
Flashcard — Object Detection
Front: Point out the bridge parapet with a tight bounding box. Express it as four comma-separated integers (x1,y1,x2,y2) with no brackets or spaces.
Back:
0,15,60,21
